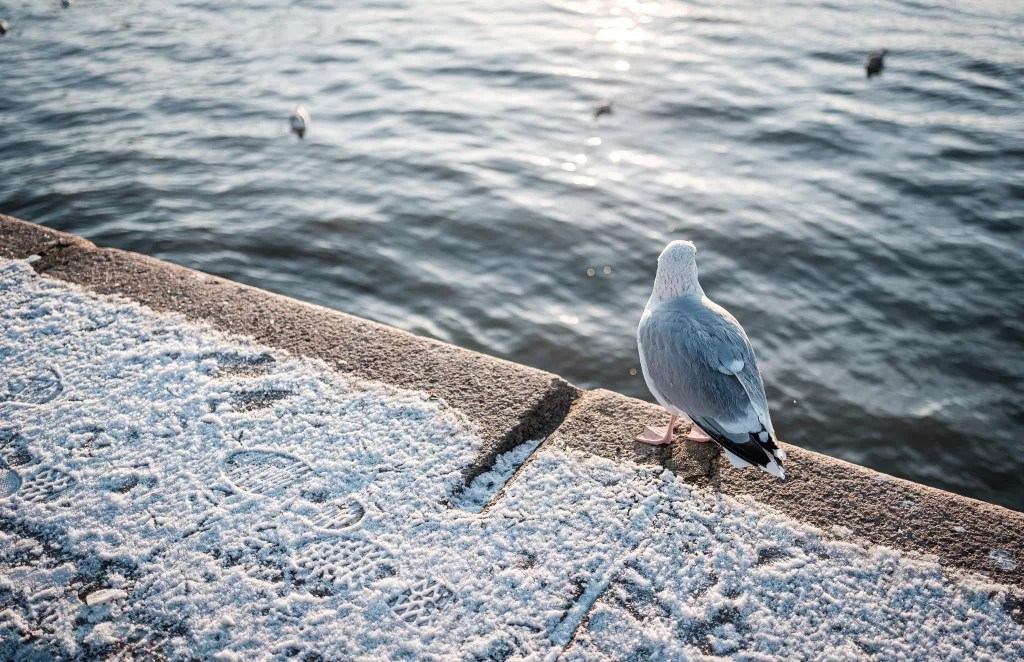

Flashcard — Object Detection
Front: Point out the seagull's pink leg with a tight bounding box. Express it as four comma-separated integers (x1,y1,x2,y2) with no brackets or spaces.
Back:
682,418,713,443
635,414,678,445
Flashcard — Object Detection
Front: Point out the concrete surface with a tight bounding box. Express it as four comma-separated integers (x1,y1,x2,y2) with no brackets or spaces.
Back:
0,216,95,261
1,213,1023,659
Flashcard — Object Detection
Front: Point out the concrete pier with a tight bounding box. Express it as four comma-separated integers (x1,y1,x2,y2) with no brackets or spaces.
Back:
1,213,1022,659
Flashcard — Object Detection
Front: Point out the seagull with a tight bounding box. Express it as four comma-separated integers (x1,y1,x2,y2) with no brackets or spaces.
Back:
635,240,786,479
290,105,310,139
593,101,613,119
0,20,9,36
866,49,887,79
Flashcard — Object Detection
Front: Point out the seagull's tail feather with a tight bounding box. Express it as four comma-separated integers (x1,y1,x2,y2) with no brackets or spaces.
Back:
694,417,786,480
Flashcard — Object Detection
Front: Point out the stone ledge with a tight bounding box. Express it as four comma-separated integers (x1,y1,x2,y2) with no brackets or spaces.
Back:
0,214,94,261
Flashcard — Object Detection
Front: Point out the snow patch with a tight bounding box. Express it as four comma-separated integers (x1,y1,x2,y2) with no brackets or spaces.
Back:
451,437,543,512
990,549,1017,572
85,588,128,607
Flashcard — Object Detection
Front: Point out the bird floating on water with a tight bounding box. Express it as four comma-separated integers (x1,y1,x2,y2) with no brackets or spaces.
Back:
636,240,786,479
0,19,9,35
866,49,887,79
62,0,74,8
290,105,310,139
593,101,613,119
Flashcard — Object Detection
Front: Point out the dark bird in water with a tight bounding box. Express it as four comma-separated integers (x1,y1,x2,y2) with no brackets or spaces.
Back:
0,20,9,35
866,49,887,79
593,101,613,119
62,0,74,7
290,105,310,139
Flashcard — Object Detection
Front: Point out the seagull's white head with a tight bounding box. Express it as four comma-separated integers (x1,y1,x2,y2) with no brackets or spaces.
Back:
651,240,703,302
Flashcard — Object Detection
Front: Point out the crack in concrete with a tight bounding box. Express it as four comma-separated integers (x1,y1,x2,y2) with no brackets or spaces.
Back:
454,376,579,500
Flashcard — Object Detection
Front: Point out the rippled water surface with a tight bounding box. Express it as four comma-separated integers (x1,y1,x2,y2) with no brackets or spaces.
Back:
2,0,1022,508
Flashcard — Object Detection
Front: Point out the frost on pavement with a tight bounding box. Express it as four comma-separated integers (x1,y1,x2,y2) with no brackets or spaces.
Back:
0,259,1022,660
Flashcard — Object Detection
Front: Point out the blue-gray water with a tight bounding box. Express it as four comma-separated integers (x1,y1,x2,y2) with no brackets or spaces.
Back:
1,0,1022,509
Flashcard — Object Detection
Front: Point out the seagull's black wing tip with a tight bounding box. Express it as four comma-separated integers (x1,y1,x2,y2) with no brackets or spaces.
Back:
694,417,786,478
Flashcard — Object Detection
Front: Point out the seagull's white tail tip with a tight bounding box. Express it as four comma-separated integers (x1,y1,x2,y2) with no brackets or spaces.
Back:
724,450,752,469
763,460,785,480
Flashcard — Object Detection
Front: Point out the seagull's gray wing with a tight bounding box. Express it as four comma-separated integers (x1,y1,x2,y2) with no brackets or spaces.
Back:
700,299,777,441
639,297,783,472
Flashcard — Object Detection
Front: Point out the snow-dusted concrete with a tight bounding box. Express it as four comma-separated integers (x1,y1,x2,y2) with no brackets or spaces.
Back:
0,213,578,499
1,215,1024,659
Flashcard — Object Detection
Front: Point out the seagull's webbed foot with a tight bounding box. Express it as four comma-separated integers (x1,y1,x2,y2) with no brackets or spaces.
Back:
635,414,678,445
683,421,713,443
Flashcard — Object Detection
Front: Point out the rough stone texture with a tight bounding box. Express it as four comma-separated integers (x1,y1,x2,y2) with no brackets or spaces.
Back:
554,389,1024,589
0,214,579,486
0,213,94,260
